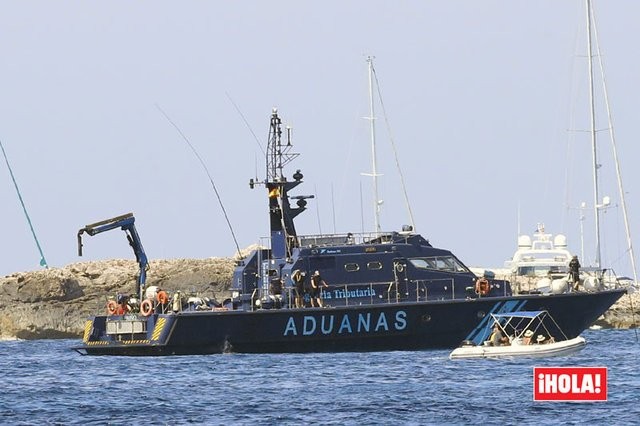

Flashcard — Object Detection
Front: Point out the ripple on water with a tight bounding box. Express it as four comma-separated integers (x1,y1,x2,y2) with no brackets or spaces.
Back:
0,330,638,424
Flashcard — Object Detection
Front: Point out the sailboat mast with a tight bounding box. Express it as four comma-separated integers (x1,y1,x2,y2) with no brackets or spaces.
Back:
586,0,601,269
367,56,382,233
591,3,638,283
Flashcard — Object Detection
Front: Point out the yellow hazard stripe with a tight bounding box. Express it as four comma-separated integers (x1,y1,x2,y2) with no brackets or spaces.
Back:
85,341,110,346
84,339,151,346
121,340,150,345
151,317,167,341
82,320,93,343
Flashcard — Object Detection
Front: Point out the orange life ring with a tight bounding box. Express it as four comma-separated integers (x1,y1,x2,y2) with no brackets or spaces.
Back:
157,290,169,305
106,300,118,315
140,299,154,316
475,278,490,296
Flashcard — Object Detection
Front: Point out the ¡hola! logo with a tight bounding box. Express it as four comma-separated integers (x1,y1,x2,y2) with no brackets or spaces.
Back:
533,367,607,402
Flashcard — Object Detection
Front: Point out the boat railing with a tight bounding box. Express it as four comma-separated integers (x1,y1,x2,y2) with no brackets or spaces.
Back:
297,230,406,247
409,278,456,301
325,277,457,306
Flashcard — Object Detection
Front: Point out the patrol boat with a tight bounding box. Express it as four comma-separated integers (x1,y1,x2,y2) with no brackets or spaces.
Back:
73,108,626,356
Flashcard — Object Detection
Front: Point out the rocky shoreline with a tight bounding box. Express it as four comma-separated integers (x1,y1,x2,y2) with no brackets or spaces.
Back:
0,258,637,340
0,258,234,340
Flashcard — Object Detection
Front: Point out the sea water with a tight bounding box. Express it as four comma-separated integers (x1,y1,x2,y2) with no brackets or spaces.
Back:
1,329,638,425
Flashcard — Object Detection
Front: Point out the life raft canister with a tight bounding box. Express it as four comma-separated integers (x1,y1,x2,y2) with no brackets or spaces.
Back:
106,300,118,315
140,299,154,316
475,278,490,296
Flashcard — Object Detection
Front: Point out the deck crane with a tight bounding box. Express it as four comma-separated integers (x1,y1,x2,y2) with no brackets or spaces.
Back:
77,213,149,301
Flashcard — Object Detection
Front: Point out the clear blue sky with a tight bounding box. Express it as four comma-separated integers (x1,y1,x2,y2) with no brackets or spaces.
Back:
2,1,638,278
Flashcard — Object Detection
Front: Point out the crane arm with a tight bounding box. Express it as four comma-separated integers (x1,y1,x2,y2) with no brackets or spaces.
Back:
77,213,149,300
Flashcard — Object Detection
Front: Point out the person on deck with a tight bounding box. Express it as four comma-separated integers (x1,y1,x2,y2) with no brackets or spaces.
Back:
310,270,329,308
291,270,306,308
522,329,534,345
569,255,581,290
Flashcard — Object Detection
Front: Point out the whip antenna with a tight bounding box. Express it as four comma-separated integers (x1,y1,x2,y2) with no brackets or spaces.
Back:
155,103,243,259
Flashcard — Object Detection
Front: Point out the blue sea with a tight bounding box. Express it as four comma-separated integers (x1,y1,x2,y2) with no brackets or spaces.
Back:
1,329,638,425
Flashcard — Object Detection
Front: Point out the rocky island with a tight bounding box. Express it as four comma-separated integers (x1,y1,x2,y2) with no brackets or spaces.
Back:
0,258,234,340
0,258,637,340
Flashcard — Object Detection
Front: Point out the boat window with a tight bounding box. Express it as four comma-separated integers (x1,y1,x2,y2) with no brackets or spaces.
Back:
517,266,568,277
409,259,429,269
344,263,360,272
409,256,470,273
367,261,383,270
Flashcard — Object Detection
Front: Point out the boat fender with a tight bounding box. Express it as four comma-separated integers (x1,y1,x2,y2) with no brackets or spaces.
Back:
140,299,154,316
475,278,490,296
106,300,118,315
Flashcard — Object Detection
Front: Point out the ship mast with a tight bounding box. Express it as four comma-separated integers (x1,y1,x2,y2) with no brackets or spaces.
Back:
254,108,308,260
364,56,382,233
586,0,601,269
588,0,638,282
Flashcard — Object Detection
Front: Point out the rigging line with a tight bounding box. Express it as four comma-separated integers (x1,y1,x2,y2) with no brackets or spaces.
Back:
155,103,243,259
0,140,48,268
370,63,416,231
591,5,638,284
225,92,265,156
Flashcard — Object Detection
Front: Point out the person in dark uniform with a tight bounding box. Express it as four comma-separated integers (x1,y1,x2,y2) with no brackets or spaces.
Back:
310,270,329,308
291,269,306,308
269,275,284,308
569,255,581,290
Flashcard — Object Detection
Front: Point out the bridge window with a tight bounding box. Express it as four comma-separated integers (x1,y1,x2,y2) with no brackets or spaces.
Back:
409,256,469,273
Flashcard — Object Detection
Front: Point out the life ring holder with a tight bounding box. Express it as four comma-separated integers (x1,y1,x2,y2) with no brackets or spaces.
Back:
475,278,490,296
106,300,118,315
140,299,154,316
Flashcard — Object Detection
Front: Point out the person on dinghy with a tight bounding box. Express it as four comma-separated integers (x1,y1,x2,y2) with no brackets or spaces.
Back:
487,323,509,346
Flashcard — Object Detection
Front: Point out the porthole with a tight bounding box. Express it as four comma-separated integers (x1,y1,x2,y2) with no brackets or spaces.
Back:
344,263,360,272
367,261,383,271
421,314,431,322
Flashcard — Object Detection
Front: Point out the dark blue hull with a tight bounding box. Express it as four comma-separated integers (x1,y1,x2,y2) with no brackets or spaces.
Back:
74,288,625,356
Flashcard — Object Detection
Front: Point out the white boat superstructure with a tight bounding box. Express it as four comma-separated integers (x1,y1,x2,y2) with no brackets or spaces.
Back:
504,224,574,294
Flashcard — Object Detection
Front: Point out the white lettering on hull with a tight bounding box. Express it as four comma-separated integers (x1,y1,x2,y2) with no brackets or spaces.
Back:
283,310,407,337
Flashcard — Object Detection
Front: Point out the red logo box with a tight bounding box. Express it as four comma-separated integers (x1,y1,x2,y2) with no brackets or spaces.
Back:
533,367,607,401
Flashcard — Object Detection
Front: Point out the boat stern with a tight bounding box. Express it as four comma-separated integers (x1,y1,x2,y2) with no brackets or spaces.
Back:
74,313,175,356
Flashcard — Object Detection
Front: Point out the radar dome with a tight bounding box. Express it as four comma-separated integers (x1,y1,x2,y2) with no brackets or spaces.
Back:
554,234,567,248
518,235,532,248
